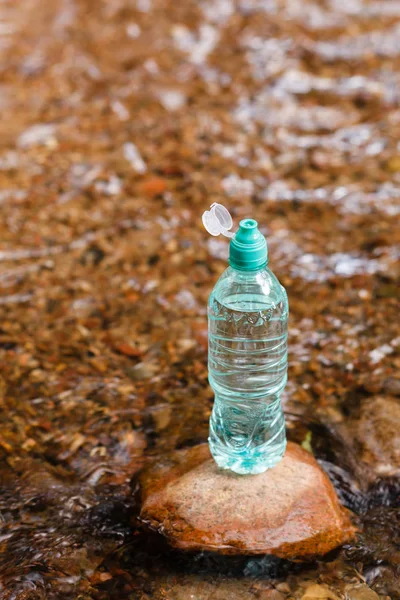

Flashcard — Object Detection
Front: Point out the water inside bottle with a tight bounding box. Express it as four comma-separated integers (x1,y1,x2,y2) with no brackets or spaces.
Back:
208,293,288,474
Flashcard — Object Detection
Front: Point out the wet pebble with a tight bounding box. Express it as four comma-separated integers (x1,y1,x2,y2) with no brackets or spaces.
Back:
339,397,400,478
344,583,380,600
301,584,339,600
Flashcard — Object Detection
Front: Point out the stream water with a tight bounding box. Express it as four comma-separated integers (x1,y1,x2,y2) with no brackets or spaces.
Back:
0,0,399,598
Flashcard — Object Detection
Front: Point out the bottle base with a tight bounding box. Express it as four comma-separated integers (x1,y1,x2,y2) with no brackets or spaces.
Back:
209,438,287,475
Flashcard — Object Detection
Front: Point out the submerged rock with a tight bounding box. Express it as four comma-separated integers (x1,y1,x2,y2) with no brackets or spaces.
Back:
352,397,400,477
301,584,340,600
151,576,262,600
139,442,356,560
336,396,400,480
344,583,380,600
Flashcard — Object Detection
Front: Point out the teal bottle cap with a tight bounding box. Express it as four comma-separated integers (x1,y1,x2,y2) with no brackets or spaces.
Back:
202,203,268,271
229,219,268,271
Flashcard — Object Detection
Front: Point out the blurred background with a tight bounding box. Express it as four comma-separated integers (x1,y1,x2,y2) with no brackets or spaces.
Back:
0,0,399,598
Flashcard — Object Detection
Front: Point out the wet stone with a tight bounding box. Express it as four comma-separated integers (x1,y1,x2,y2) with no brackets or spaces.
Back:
338,396,400,479
301,584,340,600
344,584,380,600
139,443,356,560
382,378,400,397
159,577,259,600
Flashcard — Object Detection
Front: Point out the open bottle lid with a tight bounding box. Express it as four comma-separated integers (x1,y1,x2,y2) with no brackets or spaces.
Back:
202,203,234,238
202,203,268,271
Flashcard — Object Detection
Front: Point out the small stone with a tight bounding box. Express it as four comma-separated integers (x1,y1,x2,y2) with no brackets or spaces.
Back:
114,342,142,357
157,89,186,111
163,578,257,600
139,442,356,560
139,177,167,198
344,584,380,600
301,583,340,600
30,368,46,382
382,377,400,396
276,583,291,593
18,123,57,148
150,404,172,432
269,591,286,600
22,438,37,451
123,142,147,173
340,397,400,477
386,155,400,172
177,338,196,353
89,357,108,373
129,362,158,380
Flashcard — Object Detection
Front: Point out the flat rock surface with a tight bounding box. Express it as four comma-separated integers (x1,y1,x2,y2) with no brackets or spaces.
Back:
139,442,356,559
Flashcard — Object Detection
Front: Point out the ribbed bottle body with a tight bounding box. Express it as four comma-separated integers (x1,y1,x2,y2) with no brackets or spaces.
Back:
208,266,288,474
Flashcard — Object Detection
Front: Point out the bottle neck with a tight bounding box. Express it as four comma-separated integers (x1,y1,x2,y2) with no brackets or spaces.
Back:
229,219,268,271
229,263,269,278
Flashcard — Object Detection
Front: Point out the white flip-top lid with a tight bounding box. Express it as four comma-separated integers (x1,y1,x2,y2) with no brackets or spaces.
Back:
202,202,234,238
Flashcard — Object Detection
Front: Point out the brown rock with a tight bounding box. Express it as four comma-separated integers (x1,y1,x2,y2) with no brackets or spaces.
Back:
344,584,380,600
139,442,356,560
356,397,400,477
301,584,340,600
269,591,286,600
382,377,400,396
150,404,172,432
164,578,258,600
139,177,167,197
339,396,400,478
114,341,142,357
276,583,291,593
386,155,400,172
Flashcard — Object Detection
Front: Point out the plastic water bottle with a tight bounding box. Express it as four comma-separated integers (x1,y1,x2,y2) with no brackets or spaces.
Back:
202,203,288,475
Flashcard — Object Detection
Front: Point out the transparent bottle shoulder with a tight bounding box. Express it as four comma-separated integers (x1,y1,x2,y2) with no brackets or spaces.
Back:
208,266,288,315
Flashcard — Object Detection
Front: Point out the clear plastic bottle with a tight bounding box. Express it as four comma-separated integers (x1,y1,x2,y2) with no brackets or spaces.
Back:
203,204,288,475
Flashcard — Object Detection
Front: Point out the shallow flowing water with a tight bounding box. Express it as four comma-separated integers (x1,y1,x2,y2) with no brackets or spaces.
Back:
0,0,399,598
